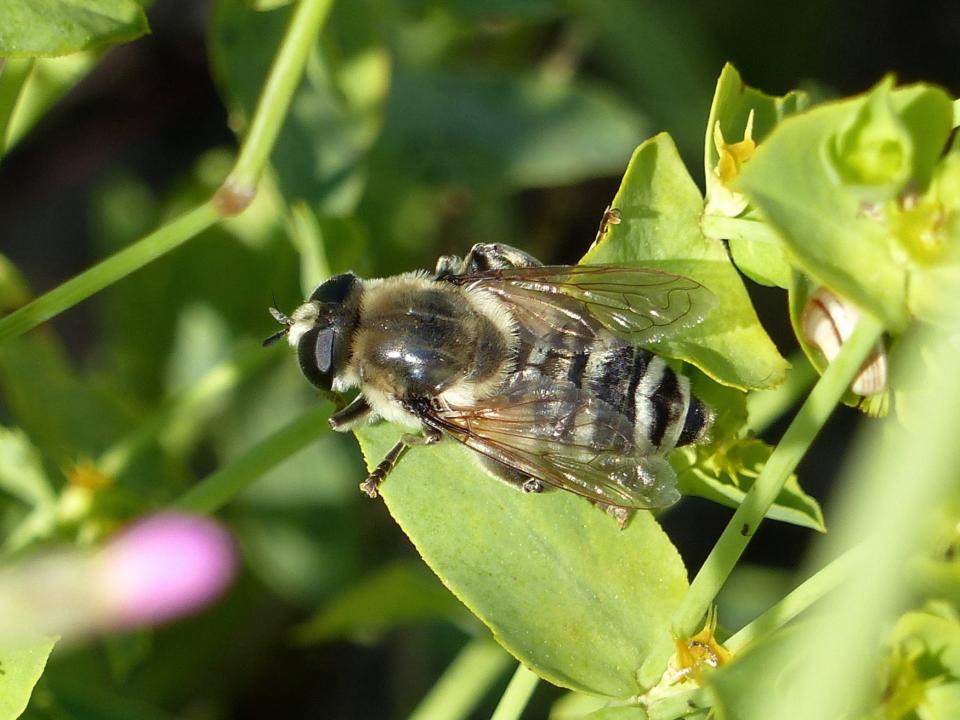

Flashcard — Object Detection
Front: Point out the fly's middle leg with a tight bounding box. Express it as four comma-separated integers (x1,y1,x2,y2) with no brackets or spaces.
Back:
359,426,442,498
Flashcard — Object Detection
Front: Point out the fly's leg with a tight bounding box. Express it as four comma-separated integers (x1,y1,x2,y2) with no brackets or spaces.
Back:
475,456,546,495
329,395,372,430
436,243,543,280
587,205,622,252
359,426,442,498
359,441,407,498
594,501,634,529
463,243,543,273
522,478,544,494
434,254,463,280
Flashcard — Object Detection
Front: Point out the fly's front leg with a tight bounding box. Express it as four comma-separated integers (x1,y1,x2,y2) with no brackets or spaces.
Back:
329,395,372,430
359,425,442,498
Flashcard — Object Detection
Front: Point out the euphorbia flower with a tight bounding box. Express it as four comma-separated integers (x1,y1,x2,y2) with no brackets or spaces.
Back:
705,111,757,217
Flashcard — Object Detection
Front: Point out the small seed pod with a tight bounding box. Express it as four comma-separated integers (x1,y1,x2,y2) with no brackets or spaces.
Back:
800,286,888,396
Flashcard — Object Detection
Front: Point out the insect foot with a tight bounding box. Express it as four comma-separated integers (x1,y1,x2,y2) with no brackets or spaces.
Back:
521,478,544,494
360,473,383,498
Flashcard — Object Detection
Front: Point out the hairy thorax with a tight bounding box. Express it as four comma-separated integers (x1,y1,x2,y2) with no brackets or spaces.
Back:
347,274,516,418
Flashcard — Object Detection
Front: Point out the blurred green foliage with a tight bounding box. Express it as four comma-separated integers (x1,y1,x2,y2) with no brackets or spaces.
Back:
0,0,958,718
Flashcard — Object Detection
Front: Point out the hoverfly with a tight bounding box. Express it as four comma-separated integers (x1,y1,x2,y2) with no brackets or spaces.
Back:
266,237,715,515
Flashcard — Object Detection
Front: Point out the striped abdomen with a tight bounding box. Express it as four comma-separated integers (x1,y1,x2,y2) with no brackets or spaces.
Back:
512,328,710,454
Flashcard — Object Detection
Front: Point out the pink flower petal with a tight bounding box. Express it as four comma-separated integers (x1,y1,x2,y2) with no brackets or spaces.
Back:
97,513,236,628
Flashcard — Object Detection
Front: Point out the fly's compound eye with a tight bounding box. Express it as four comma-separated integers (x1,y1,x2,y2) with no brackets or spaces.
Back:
310,272,358,304
297,326,337,390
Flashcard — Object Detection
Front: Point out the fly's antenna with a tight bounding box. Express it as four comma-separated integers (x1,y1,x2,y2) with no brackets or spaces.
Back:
263,305,293,347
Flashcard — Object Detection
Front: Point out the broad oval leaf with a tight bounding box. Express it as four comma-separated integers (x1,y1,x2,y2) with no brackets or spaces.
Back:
0,0,148,58
583,133,788,390
381,67,646,190
355,422,688,699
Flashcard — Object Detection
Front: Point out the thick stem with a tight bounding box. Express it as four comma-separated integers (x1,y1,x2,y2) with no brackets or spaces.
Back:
756,318,960,719
671,314,884,638
745,351,817,434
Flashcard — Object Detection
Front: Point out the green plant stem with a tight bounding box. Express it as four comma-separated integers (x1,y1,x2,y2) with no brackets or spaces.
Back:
645,685,711,720
221,0,336,201
0,58,33,159
671,314,884,639
701,214,784,246
0,0,333,340
724,544,864,652
6,54,98,152
758,318,960,720
287,200,332,296
172,402,333,513
745,351,817,434
0,201,218,345
409,638,512,720
490,664,540,720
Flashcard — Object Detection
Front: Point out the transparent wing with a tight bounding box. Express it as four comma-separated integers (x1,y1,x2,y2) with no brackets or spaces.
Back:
455,265,716,345
425,377,680,509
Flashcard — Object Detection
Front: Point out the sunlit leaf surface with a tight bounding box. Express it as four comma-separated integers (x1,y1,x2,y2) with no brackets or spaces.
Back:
356,423,688,698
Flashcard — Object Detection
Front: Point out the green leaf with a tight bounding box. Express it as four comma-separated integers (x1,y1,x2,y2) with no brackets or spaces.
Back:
0,635,57,720
675,439,825,531
0,0,148,58
550,691,609,719
893,83,958,193
0,254,30,313
444,0,562,21
671,374,824,531
705,626,803,720
244,0,291,9
904,151,960,326
703,63,809,212
381,67,646,189
102,631,152,683
0,57,32,156
586,708,648,719
293,560,469,644
737,80,955,331
0,334,128,465
583,133,788,390
879,610,960,719
0,427,55,510
209,0,389,214
826,76,913,199
3,52,98,153
702,63,809,288
354,423,689,699
909,558,960,605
